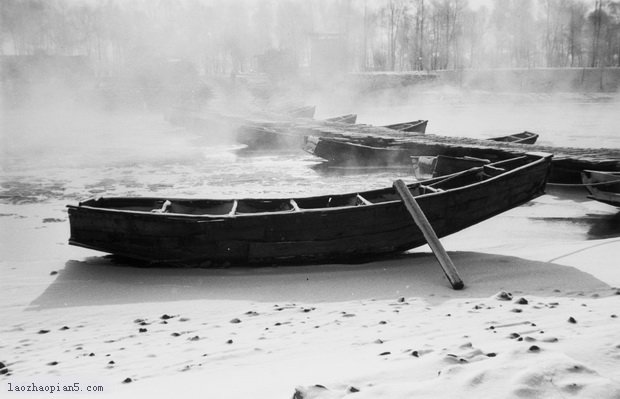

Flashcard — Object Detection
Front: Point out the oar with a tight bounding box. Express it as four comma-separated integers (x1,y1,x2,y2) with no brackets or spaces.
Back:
393,179,464,290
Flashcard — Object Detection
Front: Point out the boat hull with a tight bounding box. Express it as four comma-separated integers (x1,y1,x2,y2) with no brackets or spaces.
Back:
324,114,358,124
305,136,619,184
581,170,620,207
489,131,539,145
383,120,428,133
68,155,551,266
305,136,514,167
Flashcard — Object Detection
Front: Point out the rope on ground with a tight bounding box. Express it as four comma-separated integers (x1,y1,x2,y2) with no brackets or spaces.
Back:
547,238,620,263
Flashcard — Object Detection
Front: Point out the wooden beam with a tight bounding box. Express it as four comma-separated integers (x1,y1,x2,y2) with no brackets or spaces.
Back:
393,179,464,290
228,200,238,216
356,194,372,205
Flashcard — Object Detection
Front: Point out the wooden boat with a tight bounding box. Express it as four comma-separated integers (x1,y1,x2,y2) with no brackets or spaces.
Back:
305,134,620,184
234,115,382,151
283,105,316,118
236,125,301,150
581,170,620,207
67,153,552,266
169,107,618,183
304,136,414,166
304,135,513,167
383,120,428,133
324,114,358,124
235,123,365,152
488,131,539,145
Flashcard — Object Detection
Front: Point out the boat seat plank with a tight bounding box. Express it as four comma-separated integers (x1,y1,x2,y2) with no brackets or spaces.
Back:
426,168,481,189
420,185,443,193
326,195,359,208
151,200,171,213
356,194,372,205
229,200,238,216
483,165,507,177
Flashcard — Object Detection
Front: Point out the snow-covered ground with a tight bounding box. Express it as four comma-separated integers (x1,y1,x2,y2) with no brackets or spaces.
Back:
1,94,619,398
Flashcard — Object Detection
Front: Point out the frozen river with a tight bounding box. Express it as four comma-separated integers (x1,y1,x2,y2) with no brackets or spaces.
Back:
2,92,619,206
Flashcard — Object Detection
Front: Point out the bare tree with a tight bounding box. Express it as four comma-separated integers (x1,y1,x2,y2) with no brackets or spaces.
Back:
604,1,620,66
590,0,605,67
568,0,588,67
384,0,407,70
413,0,426,70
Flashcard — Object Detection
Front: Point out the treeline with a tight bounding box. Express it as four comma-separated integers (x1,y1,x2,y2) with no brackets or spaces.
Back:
1,0,619,76
373,0,620,70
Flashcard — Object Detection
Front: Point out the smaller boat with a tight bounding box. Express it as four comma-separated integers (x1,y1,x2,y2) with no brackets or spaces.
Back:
383,120,428,133
304,136,414,166
324,114,358,124
236,125,301,150
488,131,539,145
581,170,620,207
304,135,511,168
283,105,316,118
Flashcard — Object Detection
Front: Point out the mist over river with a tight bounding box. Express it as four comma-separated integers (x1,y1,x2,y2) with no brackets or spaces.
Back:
2,91,619,208
2,90,620,399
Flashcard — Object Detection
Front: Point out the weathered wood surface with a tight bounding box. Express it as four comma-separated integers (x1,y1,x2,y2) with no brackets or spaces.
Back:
244,115,619,178
173,109,616,162
168,108,619,183
303,131,620,166
383,120,428,133
581,170,620,207
427,155,491,178
167,108,427,147
488,131,539,144
325,114,358,124
393,179,464,290
305,135,620,183
68,154,551,266
283,105,316,118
